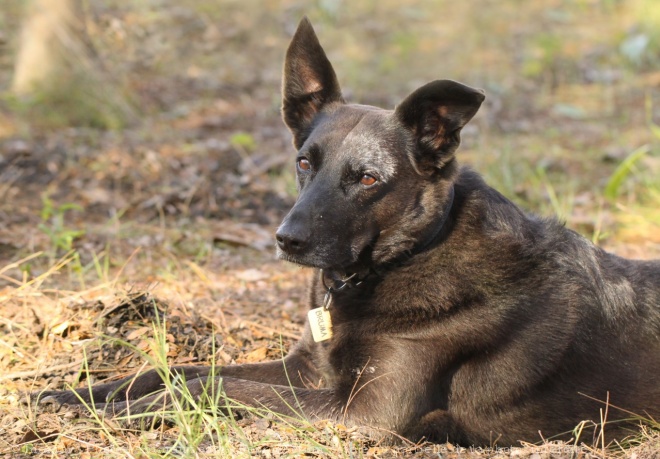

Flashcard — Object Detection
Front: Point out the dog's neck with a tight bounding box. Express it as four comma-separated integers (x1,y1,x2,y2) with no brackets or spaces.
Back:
322,185,456,292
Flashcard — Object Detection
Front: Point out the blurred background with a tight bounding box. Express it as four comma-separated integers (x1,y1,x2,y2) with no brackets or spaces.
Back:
1,0,659,259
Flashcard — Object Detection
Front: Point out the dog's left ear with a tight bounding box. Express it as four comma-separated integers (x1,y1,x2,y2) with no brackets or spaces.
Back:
282,17,344,149
395,80,485,172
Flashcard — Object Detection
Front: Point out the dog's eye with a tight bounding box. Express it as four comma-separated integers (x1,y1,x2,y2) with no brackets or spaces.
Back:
297,158,311,172
360,174,377,186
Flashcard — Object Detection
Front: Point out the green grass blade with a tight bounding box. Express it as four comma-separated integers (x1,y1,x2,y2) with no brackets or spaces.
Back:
604,144,650,201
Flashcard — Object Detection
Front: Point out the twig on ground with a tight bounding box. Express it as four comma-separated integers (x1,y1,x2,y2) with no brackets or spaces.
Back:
0,361,83,382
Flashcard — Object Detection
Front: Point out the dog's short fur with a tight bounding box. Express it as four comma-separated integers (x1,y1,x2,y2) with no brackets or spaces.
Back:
37,18,660,446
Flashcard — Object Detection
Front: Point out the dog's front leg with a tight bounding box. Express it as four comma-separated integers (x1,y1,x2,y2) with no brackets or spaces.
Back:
175,372,427,438
219,347,320,387
94,376,344,431
34,365,214,410
189,374,432,439
55,359,462,442
33,348,319,412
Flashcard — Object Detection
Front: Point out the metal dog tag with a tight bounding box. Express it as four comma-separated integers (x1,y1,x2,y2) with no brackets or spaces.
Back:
308,307,333,342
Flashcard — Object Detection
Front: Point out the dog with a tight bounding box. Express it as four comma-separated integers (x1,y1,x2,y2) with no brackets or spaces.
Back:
36,17,660,446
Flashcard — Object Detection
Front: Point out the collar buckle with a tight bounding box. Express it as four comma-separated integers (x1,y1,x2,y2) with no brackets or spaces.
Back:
320,270,360,310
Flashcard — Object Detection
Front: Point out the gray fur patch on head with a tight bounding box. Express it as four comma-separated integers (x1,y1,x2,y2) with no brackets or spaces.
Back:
331,108,402,183
342,132,397,182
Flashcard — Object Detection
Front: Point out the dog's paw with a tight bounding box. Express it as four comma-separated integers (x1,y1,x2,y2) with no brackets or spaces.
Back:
30,384,210,431
30,389,170,429
27,393,97,420
30,390,85,412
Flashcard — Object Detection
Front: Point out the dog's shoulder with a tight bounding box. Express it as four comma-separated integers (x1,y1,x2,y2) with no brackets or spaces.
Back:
451,166,563,247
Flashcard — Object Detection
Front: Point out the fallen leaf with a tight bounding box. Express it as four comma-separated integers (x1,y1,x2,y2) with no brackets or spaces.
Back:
19,429,59,444
117,354,133,367
244,347,267,362
212,221,273,250
50,321,70,335
235,269,269,282
166,343,179,357
254,418,270,431
125,326,151,341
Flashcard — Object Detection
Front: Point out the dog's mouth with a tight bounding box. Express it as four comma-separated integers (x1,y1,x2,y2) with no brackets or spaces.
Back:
276,250,349,270
276,252,317,268
276,244,369,273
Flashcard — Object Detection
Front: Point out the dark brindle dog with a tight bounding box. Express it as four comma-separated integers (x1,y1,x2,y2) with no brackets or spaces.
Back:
36,18,660,446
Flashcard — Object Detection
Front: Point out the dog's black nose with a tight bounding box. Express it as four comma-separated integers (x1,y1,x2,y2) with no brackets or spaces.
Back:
275,230,308,255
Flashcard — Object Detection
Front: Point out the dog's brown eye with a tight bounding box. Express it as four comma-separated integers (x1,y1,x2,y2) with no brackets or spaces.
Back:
297,158,311,171
360,174,377,186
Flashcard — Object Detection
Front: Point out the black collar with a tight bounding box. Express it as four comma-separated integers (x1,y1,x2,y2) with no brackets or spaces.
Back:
412,185,455,256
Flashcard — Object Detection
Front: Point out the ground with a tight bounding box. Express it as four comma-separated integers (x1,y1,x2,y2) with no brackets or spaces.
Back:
0,1,660,457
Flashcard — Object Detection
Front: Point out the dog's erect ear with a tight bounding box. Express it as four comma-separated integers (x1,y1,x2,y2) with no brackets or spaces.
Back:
395,80,485,172
282,17,344,149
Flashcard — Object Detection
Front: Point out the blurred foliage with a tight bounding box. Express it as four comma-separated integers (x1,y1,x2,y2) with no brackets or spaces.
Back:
605,144,650,201
4,74,133,130
38,193,85,254
1,0,659,118
230,132,257,152
0,0,658,239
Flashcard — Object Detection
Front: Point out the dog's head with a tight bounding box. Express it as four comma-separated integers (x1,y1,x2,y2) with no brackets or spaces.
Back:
276,18,484,273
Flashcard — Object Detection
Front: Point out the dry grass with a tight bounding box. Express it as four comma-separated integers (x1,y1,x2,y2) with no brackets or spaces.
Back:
1,0,660,457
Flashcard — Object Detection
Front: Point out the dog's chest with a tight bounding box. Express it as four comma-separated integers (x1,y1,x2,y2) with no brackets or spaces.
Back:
311,310,385,388
315,340,380,390
308,277,429,387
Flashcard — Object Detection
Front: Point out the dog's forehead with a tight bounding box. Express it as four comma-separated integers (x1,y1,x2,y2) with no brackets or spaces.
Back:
309,105,408,177
318,105,395,143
